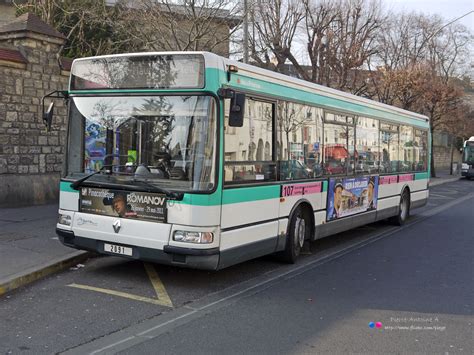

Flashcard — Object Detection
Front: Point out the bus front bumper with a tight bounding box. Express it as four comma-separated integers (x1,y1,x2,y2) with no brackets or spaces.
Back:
56,228,220,270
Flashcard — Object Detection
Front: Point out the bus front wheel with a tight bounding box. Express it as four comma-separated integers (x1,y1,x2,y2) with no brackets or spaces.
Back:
280,207,311,264
390,189,410,226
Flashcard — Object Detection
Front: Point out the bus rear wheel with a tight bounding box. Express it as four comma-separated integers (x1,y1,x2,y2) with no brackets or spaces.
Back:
390,189,410,226
280,206,311,264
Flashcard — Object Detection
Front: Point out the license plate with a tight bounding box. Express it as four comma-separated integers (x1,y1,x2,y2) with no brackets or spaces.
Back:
104,243,133,256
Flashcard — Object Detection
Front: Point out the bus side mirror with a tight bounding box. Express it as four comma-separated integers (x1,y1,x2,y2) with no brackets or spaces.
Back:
41,90,68,132
43,102,54,132
229,93,245,127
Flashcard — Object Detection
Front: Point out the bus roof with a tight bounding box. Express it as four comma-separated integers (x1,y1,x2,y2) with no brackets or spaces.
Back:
71,51,429,126
221,56,429,124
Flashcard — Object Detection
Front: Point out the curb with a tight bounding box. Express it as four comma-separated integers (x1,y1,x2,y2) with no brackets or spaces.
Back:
0,251,92,296
430,176,461,187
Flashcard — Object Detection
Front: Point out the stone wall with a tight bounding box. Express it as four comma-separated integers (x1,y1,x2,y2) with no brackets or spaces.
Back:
433,146,462,171
0,2,17,26
0,33,68,207
432,131,462,171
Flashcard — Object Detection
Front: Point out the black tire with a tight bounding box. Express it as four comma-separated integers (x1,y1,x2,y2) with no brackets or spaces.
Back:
280,206,311,264
389,189,410,226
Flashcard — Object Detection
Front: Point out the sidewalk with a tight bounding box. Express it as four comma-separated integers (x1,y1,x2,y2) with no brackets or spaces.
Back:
0,170,463,296
429,168,461,187
0,203,90,296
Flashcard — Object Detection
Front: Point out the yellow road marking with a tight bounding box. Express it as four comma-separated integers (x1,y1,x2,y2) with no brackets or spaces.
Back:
67,263,173,307
68,283,172,307
143,263,173,308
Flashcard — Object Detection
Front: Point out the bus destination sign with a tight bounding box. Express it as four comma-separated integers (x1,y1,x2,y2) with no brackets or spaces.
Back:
80,187,167,222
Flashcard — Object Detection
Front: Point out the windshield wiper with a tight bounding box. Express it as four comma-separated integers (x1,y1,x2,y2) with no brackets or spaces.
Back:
70,168,106,190
70,166,184,200
70,164,136,190
133,178,184,201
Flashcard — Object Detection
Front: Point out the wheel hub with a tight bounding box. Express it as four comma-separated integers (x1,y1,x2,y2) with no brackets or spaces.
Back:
295,217,305,248
400,196,407,220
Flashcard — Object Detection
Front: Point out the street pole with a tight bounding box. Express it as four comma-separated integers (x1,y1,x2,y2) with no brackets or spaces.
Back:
243,0,249,63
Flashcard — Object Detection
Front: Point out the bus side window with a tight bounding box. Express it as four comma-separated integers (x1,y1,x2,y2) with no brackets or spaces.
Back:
224,98,276,184
380,123,399,173
355,117,380,175
323,119,353,176
277,102,323,180
414,129,428,171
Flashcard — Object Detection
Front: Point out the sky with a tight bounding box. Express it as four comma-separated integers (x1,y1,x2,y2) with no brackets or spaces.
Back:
383,0,474,32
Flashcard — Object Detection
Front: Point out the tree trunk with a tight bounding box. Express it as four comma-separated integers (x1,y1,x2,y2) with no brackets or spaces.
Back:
449,135,454,175
430,130,436,178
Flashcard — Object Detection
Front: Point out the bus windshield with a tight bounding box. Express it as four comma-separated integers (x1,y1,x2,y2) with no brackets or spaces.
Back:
66,95,216,192
463,142,474,164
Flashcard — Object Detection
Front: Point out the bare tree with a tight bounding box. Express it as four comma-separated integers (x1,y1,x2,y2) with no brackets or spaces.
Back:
302,0,382,92
250,0,382,93
427,23,473,83
16,0,242,57
301,0,338,83
417,76,465,177
369,13,472,97
366,12,472,177
112,0,241,57
249,0,304,73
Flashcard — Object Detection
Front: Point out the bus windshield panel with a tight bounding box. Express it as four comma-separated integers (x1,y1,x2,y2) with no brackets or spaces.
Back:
70,54,205,90
463,141,474,164
66,95,216,192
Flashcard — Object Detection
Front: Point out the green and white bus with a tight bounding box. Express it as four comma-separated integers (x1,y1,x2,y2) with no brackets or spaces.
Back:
461,136,474,179
50,52,430,270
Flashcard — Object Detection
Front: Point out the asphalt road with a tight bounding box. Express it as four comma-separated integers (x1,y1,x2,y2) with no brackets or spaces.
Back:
1,179,473,354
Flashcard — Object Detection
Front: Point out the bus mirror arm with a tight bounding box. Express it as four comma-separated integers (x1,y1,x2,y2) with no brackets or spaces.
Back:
217,88,234,99
41,90,69,132
43,102,54,132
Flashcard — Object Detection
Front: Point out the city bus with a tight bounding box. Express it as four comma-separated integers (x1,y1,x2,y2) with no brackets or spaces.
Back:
48,52,430,270
461,136,474,179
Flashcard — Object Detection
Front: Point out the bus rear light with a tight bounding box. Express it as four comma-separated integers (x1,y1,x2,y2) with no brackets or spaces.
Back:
173,231,214,244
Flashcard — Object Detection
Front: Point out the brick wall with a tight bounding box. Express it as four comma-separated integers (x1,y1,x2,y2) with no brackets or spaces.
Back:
0,31,68,206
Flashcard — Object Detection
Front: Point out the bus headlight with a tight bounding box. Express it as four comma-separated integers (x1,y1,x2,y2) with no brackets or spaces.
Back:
461,163,469,171
58,213,72,226
173,231,214,244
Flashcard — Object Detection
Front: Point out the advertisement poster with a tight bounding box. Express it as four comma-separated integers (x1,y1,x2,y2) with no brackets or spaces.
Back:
80,187,167,222
84,120,107,173
327,176,379,221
